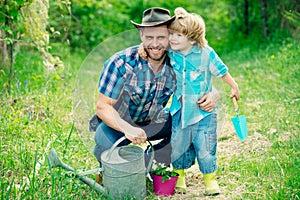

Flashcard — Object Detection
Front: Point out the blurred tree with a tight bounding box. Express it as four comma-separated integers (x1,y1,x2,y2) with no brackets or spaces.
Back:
0,0,31,68
21,0,64,71
0,0,32,93
67,0,233,51
225,0,299,47
68,0,133,51
0,0,71,94
270,0,300,39
244,0,249,35
3,0,298,62
48,0,72,44
259,0,269,38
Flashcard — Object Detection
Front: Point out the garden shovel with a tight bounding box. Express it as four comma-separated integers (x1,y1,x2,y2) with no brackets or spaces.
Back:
231,97,248,141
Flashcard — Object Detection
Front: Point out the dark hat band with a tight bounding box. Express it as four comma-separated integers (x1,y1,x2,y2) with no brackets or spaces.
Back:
131,7,175,28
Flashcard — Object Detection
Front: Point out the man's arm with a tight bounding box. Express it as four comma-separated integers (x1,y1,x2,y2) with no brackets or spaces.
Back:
197,87,220,112
96,92,147,144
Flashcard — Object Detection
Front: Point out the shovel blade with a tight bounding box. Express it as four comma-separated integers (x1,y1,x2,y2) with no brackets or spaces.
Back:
231,115,248,141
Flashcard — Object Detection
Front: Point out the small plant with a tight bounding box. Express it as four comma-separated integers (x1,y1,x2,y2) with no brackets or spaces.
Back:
151,160,178,183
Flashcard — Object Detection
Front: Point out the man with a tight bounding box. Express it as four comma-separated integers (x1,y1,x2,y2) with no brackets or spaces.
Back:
91,7,218,182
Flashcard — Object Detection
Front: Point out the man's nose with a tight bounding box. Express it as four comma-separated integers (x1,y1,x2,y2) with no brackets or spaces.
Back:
151,39,159,47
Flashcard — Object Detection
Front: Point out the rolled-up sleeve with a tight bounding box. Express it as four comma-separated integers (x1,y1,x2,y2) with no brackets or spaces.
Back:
208,48,228,78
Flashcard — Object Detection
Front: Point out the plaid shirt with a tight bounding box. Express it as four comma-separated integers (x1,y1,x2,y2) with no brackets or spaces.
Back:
169,45,228,128
98,45,176,124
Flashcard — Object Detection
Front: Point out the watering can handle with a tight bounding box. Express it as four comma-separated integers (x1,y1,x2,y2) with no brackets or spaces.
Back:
106,136,127,159
145,139,154,174
106,136,154,174
232,97,239,112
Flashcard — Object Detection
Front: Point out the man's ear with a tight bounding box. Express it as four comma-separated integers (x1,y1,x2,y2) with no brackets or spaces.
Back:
189,39,196,45
139,28,143,38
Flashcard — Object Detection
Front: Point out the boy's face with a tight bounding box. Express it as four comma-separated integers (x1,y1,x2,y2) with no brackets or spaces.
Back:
169,30,195,54
140,25,169,61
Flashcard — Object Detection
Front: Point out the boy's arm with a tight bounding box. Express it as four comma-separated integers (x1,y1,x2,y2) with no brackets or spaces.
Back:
221,73,240,100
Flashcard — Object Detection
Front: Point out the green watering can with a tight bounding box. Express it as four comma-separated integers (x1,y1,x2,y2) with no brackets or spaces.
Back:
231,97,248,141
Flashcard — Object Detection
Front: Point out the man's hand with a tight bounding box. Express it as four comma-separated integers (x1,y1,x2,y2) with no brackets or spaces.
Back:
197,90,219,112
123,126,147,144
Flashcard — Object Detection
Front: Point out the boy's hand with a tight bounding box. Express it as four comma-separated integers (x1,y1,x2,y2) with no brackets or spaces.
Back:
138,43,148,60
230,87,240,100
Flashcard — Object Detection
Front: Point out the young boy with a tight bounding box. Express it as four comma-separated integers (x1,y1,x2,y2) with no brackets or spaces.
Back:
168,7,240,195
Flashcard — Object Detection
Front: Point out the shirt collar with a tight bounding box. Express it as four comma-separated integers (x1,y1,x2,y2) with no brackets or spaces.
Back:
158,56,171,78
142,56,170,78
139,59,149,72
189,45,201,54
168,45,201,56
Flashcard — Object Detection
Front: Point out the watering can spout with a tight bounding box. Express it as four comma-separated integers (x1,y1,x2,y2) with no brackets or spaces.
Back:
48,149,62,168
47,149,108,196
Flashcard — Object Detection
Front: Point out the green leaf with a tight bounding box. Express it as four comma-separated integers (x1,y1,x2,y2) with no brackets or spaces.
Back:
4,38,13,44
162,175,171,183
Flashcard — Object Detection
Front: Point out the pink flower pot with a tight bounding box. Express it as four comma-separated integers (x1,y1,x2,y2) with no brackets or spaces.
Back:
152,174,178,196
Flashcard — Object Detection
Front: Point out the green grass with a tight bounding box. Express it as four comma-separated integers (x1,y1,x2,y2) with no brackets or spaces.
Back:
0,38,299,199
217,38,300,200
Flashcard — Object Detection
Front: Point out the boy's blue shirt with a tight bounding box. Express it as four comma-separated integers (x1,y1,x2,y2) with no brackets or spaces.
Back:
168,45,228,128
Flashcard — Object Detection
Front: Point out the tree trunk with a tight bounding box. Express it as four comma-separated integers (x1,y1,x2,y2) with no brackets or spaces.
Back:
244,0,249,35
259,0,269,38
0,30,8,69
0,0,8,68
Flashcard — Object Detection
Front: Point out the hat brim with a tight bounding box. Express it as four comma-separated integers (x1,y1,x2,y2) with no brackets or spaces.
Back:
130,16,175,28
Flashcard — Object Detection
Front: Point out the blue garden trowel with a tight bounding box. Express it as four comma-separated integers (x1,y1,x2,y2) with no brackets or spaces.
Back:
231,97,248,141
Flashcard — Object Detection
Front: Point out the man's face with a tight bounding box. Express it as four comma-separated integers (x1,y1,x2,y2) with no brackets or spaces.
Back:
140,25,169,61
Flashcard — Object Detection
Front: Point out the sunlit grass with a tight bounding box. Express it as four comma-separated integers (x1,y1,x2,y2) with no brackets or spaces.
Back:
0,38,299,199
217,39,300,200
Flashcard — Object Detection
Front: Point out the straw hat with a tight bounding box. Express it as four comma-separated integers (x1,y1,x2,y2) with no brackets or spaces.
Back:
130,7,175,28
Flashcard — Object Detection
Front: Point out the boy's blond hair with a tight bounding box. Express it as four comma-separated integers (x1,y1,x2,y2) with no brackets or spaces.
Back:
169,7,207,48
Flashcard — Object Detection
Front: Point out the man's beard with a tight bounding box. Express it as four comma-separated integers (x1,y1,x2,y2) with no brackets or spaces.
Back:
144,47,167,61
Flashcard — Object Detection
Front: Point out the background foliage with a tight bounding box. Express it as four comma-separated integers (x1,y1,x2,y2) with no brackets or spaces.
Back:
49,0,300,51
